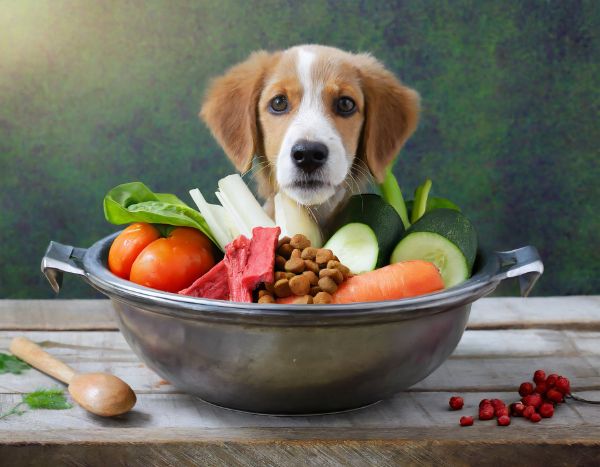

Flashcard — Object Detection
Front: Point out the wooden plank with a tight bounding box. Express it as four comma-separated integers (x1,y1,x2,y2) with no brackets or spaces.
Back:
0,300,116,331
1,297,599,331
0,392,599,466
2,329,600,393
468,296,600,330
0,391,598,433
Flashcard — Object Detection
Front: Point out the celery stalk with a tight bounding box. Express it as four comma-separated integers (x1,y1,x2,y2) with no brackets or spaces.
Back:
380,166,411,229
274,192,323,247
189,188,233,250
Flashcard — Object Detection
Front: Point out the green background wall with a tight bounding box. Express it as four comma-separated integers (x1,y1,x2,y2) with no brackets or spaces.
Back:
1,0,598,298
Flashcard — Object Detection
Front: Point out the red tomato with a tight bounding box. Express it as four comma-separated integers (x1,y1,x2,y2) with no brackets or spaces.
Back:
129,227,215,292
108,223,161,279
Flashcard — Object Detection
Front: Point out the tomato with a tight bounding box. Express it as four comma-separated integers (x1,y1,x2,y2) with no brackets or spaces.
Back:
108,223,161,279
129,227,215,292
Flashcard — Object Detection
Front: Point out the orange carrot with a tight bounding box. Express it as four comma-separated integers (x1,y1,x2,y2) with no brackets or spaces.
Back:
277,260,444,304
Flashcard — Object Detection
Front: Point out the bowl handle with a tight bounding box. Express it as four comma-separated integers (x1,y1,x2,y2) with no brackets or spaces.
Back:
491,246,544,297
41,241,87,294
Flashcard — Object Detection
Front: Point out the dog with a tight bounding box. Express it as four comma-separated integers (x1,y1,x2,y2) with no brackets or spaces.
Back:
201,44,419,222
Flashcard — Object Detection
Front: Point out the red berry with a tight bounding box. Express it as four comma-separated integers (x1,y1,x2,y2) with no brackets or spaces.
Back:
497,415,511,426
479,399,491,408
491,399,505,409
495,406,510,418
519,382,534,396
510,402,526,416
523,406,536,419
535,381,548,394
479,405,495,420
546,374,559,387
539,403,554,418
546,388,564,403
460,416,474,426
522,393,543,409
530,413,542,423
533,370,546,384
555,376,571,395
449,396,464,410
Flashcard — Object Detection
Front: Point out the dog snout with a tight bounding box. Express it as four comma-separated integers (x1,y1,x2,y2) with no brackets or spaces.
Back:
291,140,329,173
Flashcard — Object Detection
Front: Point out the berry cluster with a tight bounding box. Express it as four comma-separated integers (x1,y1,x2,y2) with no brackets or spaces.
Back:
449,369,571,427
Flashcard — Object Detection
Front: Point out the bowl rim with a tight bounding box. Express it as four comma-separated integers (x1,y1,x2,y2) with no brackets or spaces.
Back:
78,232,502,325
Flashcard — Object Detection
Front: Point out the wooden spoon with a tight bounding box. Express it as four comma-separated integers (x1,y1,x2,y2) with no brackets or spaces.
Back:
10,336,136,417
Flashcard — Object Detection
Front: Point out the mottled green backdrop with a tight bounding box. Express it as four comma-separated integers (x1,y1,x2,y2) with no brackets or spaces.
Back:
1,0,598,298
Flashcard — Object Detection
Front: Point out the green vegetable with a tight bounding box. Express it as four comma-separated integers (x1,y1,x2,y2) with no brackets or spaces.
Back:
391,209,478,288
324,223,379,274
380,166,411,229
104,182,217,245
327,194,405,267
411,179,432,223
406,197,461,217
0,388,71,420
0,353,29,375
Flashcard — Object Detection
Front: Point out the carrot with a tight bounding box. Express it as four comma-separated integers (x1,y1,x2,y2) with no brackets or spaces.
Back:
277,260,444,304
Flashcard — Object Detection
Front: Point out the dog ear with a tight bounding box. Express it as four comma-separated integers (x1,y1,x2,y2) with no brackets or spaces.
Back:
355,54,420,182
200,51,276,173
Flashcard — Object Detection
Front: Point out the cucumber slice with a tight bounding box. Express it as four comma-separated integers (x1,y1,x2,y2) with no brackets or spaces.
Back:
324,223,378,274
391,232,469,287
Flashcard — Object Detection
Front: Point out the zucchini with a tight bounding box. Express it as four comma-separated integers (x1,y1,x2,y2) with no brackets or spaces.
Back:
391,209,477,288
324,223,378,274
327,194,405,267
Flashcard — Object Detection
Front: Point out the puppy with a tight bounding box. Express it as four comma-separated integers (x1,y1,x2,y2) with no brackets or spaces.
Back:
201,44,419,221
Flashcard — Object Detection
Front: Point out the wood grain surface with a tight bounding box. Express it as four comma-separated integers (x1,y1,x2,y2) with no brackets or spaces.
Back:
1,297,599,466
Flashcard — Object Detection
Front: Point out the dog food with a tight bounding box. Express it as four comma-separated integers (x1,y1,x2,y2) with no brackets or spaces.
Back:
256,234,352,305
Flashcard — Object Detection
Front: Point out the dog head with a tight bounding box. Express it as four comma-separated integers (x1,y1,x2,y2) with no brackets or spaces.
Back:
201,45,419,206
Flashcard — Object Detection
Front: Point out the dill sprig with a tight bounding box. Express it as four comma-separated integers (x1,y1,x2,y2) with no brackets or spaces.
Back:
0,353,30,375
0,388,72,420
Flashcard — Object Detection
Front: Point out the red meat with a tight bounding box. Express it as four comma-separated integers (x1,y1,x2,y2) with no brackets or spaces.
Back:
242,226,280,290
224,234,253,303
178,260,229,300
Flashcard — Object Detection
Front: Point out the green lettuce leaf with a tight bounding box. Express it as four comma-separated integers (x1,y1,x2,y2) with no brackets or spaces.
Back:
103,182,217,244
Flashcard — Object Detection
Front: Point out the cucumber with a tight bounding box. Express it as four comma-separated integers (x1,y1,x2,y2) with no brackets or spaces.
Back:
324,223,378,274
327,194,405,267
390,209,477,288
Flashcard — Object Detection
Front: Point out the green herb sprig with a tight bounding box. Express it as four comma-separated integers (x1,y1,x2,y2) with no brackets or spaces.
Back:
0,352,30,375
0,388,72,420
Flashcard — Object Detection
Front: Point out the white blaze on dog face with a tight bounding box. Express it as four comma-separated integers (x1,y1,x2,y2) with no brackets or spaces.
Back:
258,46,365,206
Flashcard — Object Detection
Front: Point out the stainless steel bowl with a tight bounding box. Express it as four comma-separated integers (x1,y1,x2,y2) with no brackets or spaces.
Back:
41,233,543,414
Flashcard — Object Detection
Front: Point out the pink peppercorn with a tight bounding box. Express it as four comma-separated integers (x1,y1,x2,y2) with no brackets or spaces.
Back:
460,416,474,426
495,406,510,418
555,376,571,395
510,402,526,417
519,382,534,397
530,413,542,423
479,405,495,420
522,393,543,409
546,374,559,387
546,388,564,403
539,403,554,418
497,415,511,426
449,396,464,410
523,406,536,419
533,370,546,384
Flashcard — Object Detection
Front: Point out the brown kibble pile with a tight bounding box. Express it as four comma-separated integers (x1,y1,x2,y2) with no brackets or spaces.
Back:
256,234,351,305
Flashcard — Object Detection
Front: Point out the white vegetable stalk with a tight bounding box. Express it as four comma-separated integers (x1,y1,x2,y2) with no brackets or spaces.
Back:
189,188,234,250
274,192,323,247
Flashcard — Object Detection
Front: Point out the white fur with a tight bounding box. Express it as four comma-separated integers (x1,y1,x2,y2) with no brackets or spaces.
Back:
275,47,351,206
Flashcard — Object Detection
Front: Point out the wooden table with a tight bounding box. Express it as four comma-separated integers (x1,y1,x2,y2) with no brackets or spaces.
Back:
1,297,599,466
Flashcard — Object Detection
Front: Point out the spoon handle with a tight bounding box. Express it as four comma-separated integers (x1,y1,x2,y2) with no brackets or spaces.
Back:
10,336,76,384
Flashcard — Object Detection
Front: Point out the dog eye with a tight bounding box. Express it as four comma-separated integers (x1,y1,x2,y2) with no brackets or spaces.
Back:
336,97,356,115
269,95,288,114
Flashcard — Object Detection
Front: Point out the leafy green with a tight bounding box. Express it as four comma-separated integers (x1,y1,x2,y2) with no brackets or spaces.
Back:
0,388,72,420
0,352,30,375
379,165,411,229
23,389,72,410
103,182,217,245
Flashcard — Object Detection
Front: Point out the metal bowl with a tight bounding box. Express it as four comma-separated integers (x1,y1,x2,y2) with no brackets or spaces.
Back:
41,233,543,414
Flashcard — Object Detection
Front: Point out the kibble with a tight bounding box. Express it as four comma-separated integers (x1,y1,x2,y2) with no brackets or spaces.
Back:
293,295,313,304
318,276,338,294
310,286,322,295
277,236,291,247
313,291,333,304
304,260,320,274
273,278,291,298
258,294,275,304
290,248,302,259
301,247,318,261
275,271,287,281
258,289,272,298
319,268,344,284
278,243,294,259
289,275,311,296
302,270,319,286
285,257,305,274
327,260,351,278
315,249,334,266
275,255,286,270
290,234,311,250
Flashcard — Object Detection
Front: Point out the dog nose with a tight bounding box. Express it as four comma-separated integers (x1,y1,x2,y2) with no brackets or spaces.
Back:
291,140,329,173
